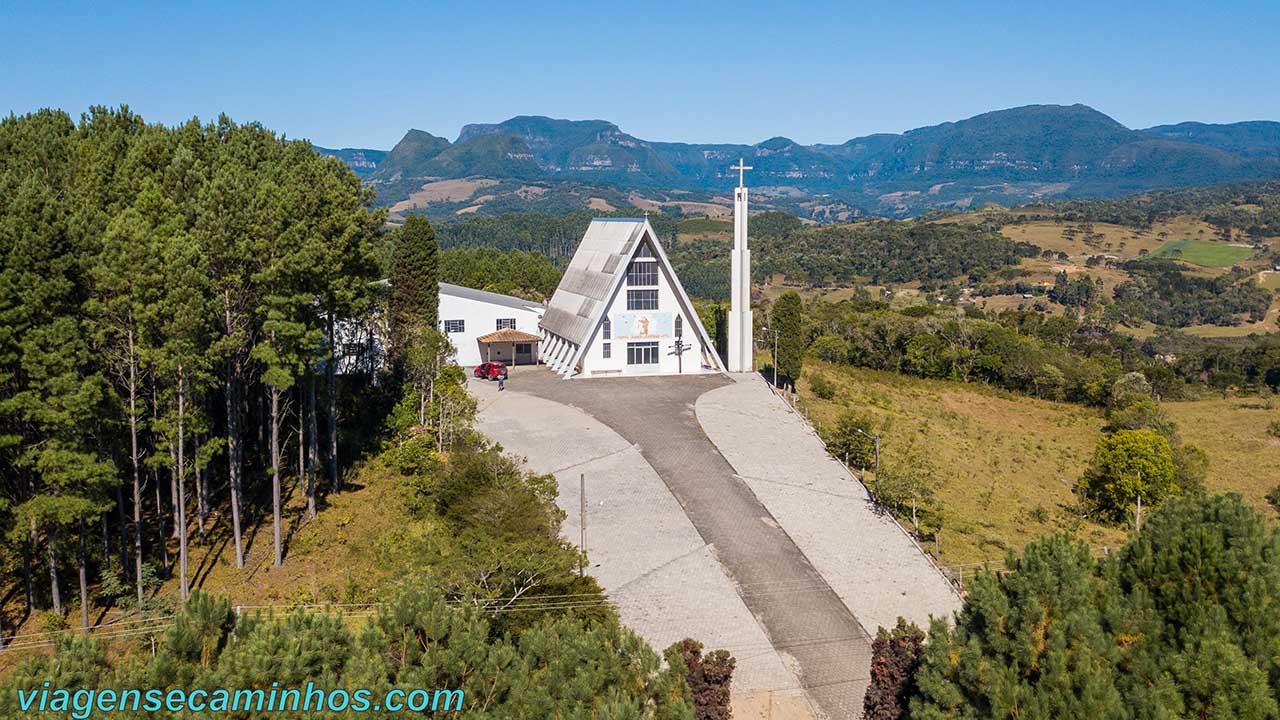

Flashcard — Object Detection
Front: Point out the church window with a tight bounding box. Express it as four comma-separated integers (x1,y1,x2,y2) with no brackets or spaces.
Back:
602,342,611,359
603,317,611,339
634,243,654,258
627,341,659,365
627,289,658,310
626,259,658,286
496,318,516,330
675,315,683,338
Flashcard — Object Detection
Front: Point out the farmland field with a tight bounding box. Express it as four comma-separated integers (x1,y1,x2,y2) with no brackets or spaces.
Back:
1150,239,1254,267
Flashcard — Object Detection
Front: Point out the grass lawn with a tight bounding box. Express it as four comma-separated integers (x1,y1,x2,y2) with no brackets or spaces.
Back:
797,362,1120,566
1165,395,1280,512
0,458,408,674
1256,270,1280,291
1150,239,1253,267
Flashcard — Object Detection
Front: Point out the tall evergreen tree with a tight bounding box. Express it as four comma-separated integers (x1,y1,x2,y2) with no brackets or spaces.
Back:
389,214,439,363
87,182,170,604
771,291,805,388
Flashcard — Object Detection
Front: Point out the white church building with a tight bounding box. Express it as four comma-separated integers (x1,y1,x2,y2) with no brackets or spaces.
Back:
345,161,756,380
539,218,724,378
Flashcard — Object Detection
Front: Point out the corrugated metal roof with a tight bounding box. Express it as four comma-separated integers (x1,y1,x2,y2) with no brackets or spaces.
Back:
440,282,545,312
539,219,645,346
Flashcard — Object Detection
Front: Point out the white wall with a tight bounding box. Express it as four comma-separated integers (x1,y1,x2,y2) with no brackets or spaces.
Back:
577,257,715,377
438,292,543,367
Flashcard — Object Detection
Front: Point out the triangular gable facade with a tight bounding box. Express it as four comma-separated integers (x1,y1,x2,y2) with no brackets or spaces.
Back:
540,218,725,378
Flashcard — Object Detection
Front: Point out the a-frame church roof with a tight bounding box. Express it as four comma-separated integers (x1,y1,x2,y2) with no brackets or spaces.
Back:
541,218,723,372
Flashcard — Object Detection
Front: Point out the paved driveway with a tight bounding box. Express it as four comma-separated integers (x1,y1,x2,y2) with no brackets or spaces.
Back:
492,368,872,719
472,375,815,720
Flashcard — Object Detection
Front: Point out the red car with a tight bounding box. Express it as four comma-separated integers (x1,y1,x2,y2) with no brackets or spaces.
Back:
473,361,508,380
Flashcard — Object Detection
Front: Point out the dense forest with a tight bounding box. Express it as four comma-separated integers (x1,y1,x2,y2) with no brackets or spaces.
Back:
0,106,388,634
1111,261,1272,327
754,220,1040,286
438,248,561,301
432,209,1043,301
432,209,677,261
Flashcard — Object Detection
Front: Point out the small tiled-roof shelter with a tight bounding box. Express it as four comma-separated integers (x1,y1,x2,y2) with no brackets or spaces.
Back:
476,327,542,364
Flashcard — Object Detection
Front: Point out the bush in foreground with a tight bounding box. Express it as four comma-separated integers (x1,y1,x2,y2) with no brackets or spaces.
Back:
901,494,1280,719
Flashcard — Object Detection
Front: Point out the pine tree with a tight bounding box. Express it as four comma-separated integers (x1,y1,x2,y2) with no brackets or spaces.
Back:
1114,495,1280,716
152,231,212,599
390,214,440,364
910,535,1124,718
88,191,169,605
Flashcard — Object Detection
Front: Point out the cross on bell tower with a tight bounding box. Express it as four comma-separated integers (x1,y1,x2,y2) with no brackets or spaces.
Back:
727,158,754,372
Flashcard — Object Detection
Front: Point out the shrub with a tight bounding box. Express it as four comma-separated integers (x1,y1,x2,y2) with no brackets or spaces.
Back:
809,372,836,400
1172,444,1209,496
823,411,878,470
1268,420,1280,439
810,334,850,363
864,618,926,720
666,639,735,720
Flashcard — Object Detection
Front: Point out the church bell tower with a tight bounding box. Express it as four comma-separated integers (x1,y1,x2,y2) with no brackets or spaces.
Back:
727,158,753,372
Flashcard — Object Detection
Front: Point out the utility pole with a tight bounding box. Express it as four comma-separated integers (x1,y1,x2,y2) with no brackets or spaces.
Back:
579,473,586,577
849,426,882,503
759,325,780,388
1135,471,1143,534
873,434,881,501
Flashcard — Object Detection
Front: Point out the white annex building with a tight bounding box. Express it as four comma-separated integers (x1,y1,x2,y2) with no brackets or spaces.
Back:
539,218,724,378
438,282,544,367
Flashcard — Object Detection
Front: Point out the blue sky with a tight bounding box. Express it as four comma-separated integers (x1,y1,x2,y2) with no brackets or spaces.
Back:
3,1,1278,149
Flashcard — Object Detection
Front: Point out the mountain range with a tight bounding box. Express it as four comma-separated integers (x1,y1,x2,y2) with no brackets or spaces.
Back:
315,105,1280,219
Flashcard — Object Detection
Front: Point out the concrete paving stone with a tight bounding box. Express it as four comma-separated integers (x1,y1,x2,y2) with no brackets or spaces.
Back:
695,375,962,634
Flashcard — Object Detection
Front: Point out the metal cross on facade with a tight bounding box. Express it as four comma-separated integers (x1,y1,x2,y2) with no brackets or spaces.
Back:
730,158,753,188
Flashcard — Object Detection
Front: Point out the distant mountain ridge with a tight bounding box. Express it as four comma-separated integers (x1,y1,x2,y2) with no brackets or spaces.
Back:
317,105,1280,218
1140,121,1280,159
313,147,387,179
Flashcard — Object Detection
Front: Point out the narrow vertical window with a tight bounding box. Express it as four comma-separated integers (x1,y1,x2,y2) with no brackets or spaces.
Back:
603,317,611,340
675,315,683,338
